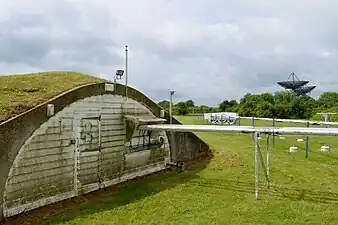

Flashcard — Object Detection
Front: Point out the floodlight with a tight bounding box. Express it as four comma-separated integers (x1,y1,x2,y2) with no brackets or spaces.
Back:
116,69,124,79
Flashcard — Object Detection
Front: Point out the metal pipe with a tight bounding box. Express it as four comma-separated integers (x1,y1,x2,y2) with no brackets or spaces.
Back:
305,121,309,158
139,124,338,136
272,118,275,147
125,45,128,100
169,91,174,124
138,123,338,200
254,131,259,200
169,95,172,124
240,116,338,126
257,138,270,185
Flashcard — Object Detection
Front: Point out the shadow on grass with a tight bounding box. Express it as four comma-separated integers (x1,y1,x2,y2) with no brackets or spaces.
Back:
4,152,337,225
2,155,213,225
187,178,338,204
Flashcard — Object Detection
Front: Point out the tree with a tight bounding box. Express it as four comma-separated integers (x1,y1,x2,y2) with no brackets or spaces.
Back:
158,89,337,120
240,93,252,104
158,100,170,110
219,100,238,112
274,103,292,119
175,102,189,115
274,90,297,104
260,93,274,104
317,92,338,108
229,100,238,107
219,100,231,112
198,105,215,113
185,100,195,108
256,101,274,118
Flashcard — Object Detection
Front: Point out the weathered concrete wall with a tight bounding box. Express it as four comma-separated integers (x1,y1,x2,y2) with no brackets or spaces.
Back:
0,83,211,220
3,94,170,217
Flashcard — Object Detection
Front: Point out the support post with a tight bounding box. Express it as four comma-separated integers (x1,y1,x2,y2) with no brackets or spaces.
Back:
257,137,270,186
125,45,128,100
169,95,172,124
170,132,177,162
324,113,329,128
272,118,275,147
252,117,255,139
266,134,270,188
169,91,175,124
305,121,309,158
254,131,259,200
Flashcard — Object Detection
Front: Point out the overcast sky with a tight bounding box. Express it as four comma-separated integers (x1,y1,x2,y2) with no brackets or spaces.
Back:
1,0,338,106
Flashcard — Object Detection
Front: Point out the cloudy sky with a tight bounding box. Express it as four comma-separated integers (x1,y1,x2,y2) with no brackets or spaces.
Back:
1,0,338,106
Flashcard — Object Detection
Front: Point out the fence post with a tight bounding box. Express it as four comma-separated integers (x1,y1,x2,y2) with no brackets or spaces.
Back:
305,121,309,158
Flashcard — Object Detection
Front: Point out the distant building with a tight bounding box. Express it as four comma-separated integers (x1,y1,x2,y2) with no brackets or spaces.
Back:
203,112,239,124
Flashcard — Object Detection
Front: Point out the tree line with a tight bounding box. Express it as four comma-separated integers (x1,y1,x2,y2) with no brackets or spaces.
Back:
157,91,338,120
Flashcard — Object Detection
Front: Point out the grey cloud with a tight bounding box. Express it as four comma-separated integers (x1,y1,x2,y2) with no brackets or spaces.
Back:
1,0,338,106
0,33,50,65
0,14,51,64
0,1,121,70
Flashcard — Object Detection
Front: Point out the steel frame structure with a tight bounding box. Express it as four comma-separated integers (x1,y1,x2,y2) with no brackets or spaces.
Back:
138,124,338,200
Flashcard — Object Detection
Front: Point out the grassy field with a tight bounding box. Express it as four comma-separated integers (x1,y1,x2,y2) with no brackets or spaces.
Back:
6,116,338,225
0,71,105,122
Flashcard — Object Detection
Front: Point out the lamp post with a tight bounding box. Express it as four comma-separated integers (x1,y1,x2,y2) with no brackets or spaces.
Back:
125,45,128,99
169,90,175,124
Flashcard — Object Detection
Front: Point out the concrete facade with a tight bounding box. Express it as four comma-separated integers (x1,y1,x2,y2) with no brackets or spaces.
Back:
3,94,170,217
0,82,211,220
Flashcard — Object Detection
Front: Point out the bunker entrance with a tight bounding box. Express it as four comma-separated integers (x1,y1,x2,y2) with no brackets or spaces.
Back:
76,116,102,186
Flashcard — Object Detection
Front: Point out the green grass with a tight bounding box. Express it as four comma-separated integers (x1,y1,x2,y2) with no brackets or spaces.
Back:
10,116,338,225
312,109,338,121
0,71,105,122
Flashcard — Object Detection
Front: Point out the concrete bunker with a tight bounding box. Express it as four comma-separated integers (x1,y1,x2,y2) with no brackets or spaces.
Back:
0,82,211,220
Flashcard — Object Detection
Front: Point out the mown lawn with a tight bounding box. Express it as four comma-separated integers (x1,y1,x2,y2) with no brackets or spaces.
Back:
7,116,338,225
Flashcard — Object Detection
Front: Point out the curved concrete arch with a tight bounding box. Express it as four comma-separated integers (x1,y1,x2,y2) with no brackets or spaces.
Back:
0,82,211,220
3,94,170,216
